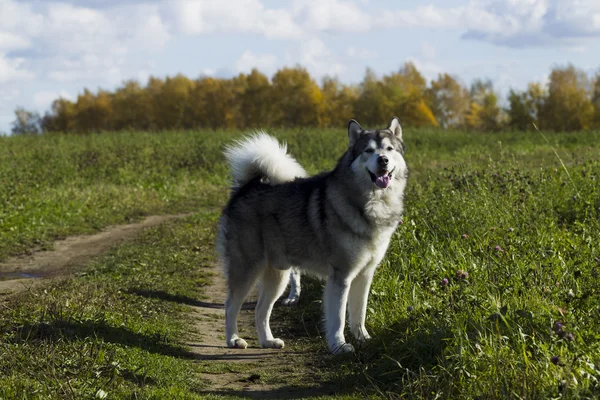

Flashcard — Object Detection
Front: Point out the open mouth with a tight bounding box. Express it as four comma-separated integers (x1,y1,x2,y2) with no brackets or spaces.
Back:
367,167,395,189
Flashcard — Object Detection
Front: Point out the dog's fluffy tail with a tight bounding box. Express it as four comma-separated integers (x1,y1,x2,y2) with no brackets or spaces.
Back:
224,132,307,187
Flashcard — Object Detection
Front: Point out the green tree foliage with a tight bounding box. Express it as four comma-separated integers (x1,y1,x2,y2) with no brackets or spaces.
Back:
538,65,594,131
36,63,600,133
11,107,41,135
271,66,324,127
426,73,469,128
591,72,600,128
465,80,503,132
354,63,437,128
507,83,545,130
321,76,358,128
238,69,272,128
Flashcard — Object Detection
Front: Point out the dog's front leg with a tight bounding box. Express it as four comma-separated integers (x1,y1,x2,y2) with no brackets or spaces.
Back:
324,272,354,354
347,266,375,342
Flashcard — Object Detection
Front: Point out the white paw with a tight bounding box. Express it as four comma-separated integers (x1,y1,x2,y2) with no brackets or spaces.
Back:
358,332,372,343
261,338,285,349
351,327,372,343
227,337,248,349
331,342,354,354
281,295,299,306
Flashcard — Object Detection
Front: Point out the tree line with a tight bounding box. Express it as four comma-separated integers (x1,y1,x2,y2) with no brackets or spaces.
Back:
12,62,600,134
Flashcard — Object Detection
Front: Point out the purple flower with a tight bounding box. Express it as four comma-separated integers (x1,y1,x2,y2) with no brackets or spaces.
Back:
553,321,564,332
461,271,469,279
441,278,449,287
456,270,464,278
551,356,560,365
407,306,414,312
495,245,504,252
566,333,575,342
461,234,469,239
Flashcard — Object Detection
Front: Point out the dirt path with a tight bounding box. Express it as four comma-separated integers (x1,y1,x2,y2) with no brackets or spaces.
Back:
0,214,190,294
186,264,340,398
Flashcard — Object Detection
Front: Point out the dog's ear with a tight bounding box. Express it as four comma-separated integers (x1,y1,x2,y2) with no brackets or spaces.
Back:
388,117,402,139
348,119,362,147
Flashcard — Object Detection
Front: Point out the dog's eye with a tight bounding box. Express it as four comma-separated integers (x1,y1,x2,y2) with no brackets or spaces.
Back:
365,148,374,153
386,146,394,151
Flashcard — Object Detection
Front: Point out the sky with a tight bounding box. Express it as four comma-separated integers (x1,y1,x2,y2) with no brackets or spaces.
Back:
1,0,600,133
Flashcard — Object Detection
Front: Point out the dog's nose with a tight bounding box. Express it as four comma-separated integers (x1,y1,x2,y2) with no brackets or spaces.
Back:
377,155,389,167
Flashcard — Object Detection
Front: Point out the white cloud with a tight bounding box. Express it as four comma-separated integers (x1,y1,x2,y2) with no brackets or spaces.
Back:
235,50,278,74
0,54,35,83
299,38,344,78
0,32,31,51
166,0,304,39
293,0,370,33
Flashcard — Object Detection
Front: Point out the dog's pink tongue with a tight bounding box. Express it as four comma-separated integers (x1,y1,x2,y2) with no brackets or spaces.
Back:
375,174,390,189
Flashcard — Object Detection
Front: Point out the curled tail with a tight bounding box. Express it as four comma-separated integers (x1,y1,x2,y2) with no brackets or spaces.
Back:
224,132,307,187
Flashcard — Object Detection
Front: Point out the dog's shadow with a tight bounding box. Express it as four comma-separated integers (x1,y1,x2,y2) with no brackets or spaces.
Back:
127,288,256,310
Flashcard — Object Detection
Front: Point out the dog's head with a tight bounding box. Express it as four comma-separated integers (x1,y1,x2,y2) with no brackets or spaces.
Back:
348,117,407,190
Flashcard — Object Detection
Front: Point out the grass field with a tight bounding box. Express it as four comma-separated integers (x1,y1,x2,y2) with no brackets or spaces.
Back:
1,127,599,398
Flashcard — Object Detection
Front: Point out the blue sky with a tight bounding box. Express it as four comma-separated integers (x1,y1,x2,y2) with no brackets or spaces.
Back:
1,0,600,133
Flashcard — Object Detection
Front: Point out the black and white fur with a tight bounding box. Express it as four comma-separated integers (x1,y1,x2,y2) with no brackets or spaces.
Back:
217,117,408,354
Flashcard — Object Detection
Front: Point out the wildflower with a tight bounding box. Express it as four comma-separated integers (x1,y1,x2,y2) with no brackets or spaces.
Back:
407,306,414,312
553,321,564,332
551,356,560,365
461,234,469,239
495,245,504,252
441,278,449,287
565,333,575,342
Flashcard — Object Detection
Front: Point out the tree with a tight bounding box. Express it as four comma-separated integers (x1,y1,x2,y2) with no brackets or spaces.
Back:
41,98,76,133
592,72,600,128
354,63,438,128
271,66,324,127
507,83,545,130
189,77,239,130
11,107,41,135
238,69,272,129
321,76,358,127
426,73,469,128
73,89,113,133
353,68,386,126
112,80,154,130
538,65,594,131
465,79,503,132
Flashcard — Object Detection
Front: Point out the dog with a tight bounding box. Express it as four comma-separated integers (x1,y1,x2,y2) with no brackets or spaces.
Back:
217,117,408,354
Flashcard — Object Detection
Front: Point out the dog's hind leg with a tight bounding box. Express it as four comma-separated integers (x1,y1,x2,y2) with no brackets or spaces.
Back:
224,262,260,349
255,266,289,348
281,268,301,306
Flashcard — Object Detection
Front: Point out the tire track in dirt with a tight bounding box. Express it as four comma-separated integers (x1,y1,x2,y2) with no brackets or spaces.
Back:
0,214,191,294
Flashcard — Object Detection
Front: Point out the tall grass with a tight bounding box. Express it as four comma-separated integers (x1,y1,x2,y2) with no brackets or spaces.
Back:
2,128,600,397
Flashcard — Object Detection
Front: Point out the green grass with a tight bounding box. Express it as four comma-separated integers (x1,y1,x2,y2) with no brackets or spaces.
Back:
0,213,218,398
2,128,600,398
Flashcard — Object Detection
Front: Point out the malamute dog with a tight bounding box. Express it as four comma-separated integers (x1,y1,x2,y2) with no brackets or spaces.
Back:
217,117,408,354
